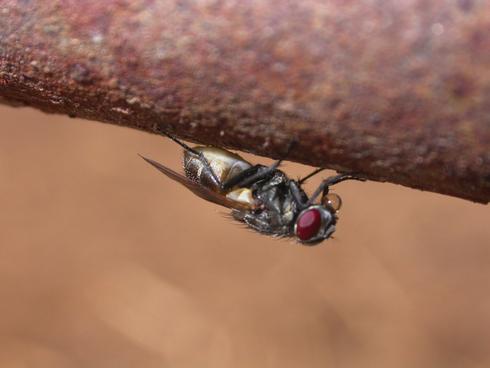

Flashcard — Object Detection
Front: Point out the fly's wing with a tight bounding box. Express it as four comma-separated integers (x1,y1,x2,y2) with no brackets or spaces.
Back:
140,155,252,211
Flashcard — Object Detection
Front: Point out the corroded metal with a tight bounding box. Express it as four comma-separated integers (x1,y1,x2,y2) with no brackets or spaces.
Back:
1,0,489,203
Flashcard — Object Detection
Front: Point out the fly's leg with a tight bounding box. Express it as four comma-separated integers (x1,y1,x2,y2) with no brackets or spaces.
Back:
157,130,222,186
158,130,200,155
298,168,326,185
221,139,297,190
289,181,308,210
221,165,262,190
307,173,365,206
222,162,280,190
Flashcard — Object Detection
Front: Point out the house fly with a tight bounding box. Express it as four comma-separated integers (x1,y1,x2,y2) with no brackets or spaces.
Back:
141,133,364,245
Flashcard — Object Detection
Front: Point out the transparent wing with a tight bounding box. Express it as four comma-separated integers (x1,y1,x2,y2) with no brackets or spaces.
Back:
140,155,252,211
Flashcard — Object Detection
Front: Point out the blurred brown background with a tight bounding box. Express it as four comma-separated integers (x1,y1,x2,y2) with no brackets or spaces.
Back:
0,105,489,368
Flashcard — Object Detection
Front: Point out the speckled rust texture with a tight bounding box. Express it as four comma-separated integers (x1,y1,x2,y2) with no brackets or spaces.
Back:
0,0,489,203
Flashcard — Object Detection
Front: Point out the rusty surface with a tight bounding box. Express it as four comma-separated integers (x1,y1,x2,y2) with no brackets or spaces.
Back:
0,0,489,203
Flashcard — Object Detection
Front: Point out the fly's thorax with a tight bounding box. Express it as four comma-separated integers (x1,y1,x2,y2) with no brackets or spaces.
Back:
183,146,252,191
237,173,299,235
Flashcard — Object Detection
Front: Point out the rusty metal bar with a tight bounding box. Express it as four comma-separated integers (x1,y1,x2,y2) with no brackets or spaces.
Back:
1,0,489,203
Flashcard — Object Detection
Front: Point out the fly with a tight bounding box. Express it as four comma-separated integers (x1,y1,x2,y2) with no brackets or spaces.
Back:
140,133,365,245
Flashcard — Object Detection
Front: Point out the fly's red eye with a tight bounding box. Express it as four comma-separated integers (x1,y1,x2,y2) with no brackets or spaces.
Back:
295,208,322,241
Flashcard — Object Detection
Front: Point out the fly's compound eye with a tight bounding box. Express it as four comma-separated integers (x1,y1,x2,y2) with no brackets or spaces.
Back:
294,206,335,244
295,208,322,241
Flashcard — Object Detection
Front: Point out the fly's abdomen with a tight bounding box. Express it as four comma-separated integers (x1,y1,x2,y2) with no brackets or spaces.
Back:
183,146,252,192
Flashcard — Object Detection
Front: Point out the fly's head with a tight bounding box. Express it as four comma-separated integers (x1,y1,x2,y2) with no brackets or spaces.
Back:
293,193,342,245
